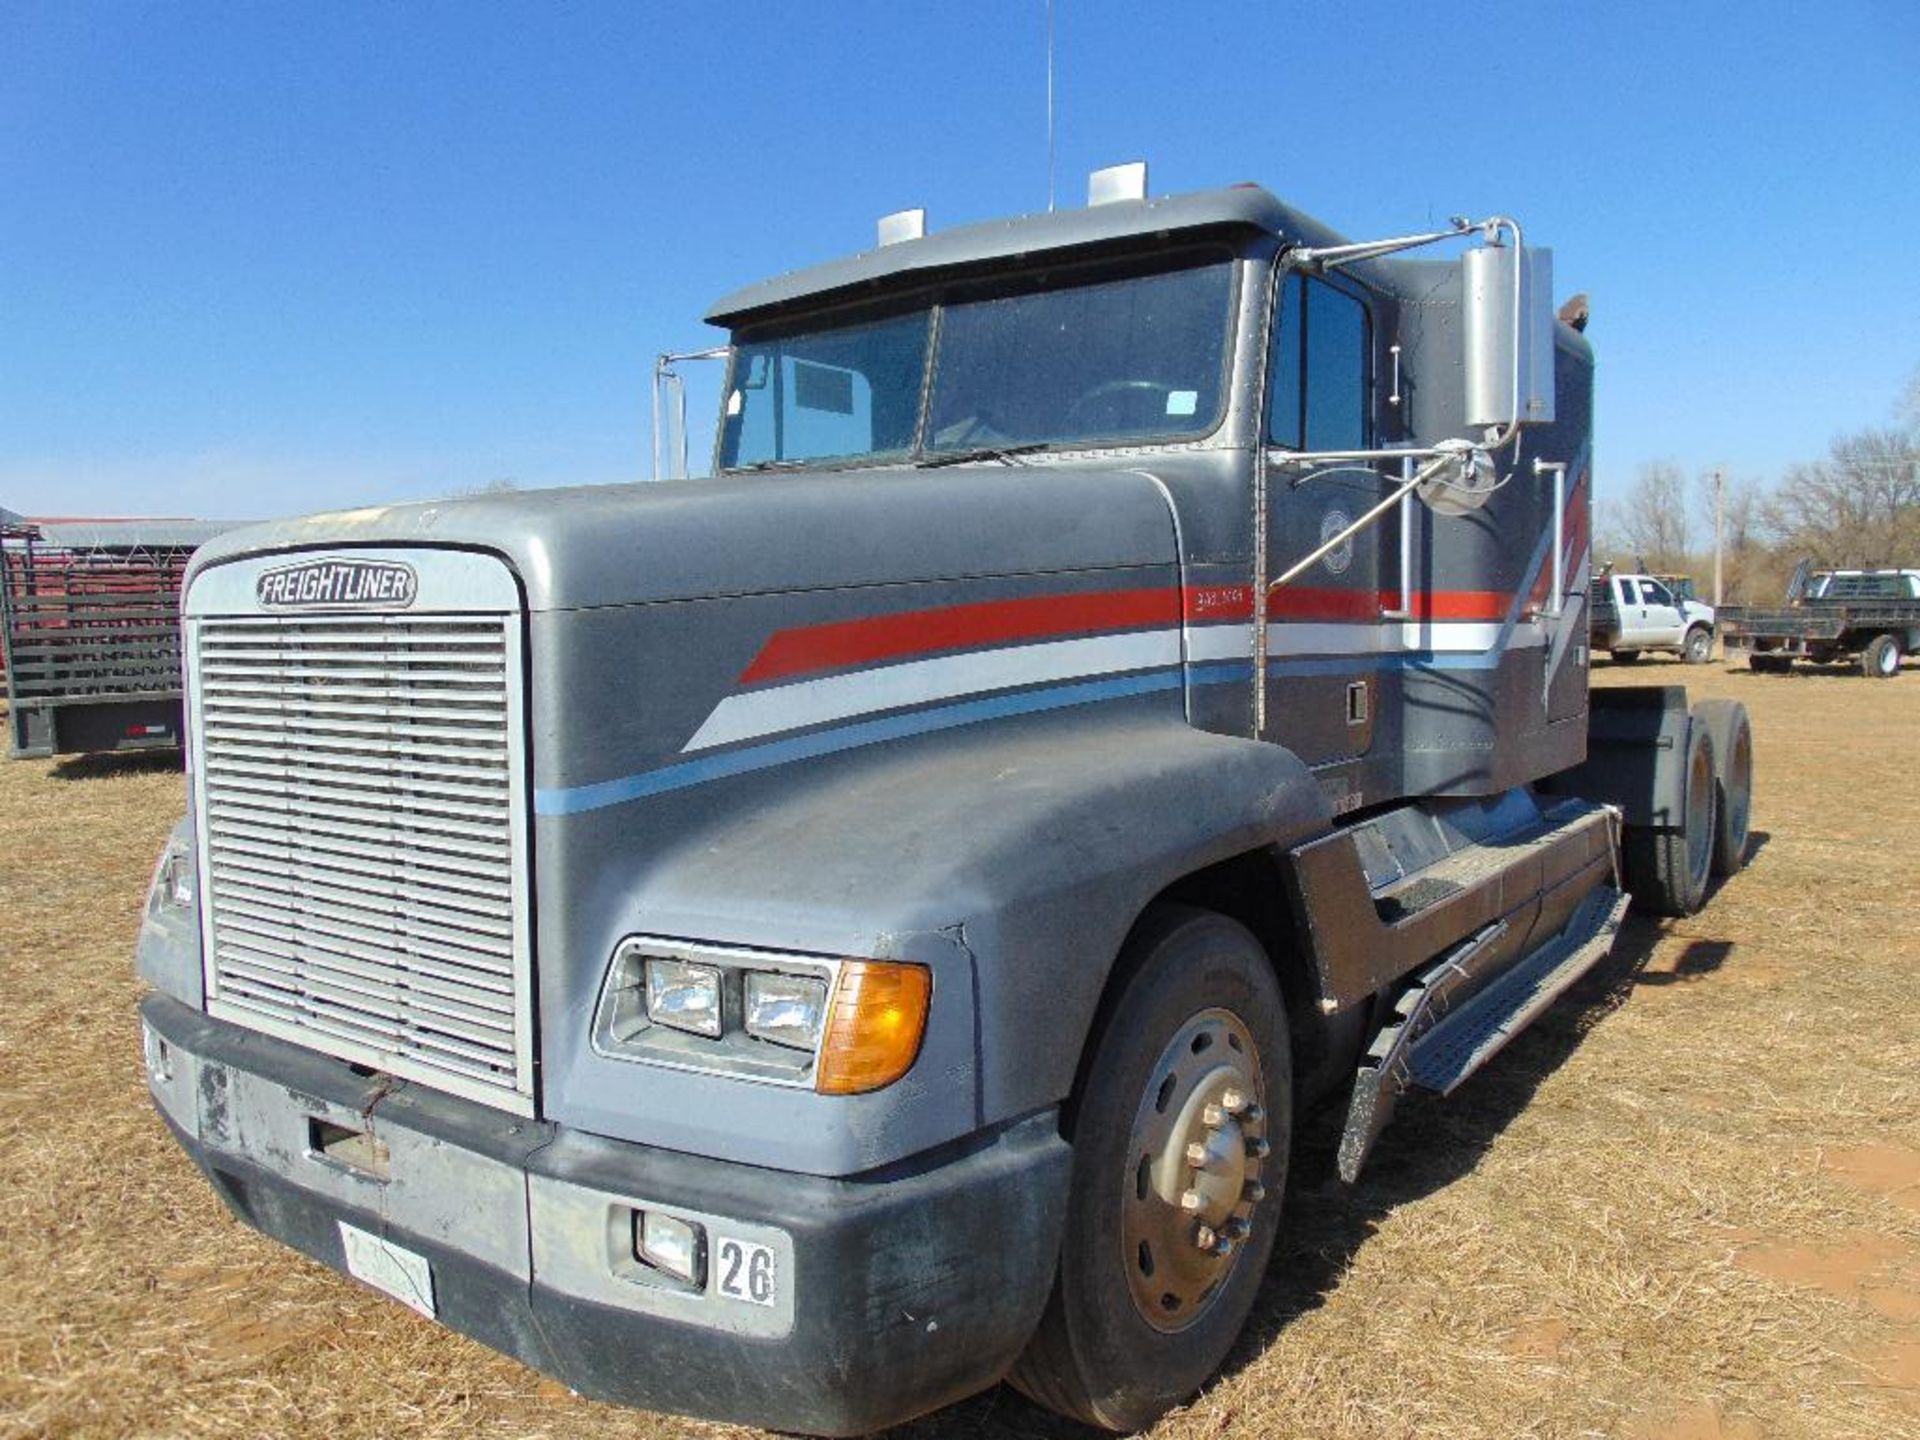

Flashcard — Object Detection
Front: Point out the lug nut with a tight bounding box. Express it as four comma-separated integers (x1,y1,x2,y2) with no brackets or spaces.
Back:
1212,1237,1237,1258
1243,1181,1268,1204
1179,1188,1205,1212
1241,1104,1265,1125
1202,1102,1226,1128
1185,1141,1210,1167
1220,1087,1248,1114
1244,1136,1271,1159
1222,1217,1251,1241
1194,1223,1218,1250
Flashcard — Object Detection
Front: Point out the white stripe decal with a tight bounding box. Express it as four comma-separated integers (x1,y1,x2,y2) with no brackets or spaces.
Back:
688,614,1540,757
1186,620,1530,662
684,629,1182,753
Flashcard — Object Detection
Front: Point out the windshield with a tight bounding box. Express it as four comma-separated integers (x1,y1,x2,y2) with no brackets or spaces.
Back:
717,254,1236,471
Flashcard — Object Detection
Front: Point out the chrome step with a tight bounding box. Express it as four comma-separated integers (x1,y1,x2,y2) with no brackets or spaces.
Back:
1337,883,1629,1183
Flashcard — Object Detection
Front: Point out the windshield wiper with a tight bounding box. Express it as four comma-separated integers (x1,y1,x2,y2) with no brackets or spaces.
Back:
916,442,1050,469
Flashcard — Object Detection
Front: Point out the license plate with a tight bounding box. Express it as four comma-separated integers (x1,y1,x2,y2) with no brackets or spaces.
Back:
339,1221,437,1319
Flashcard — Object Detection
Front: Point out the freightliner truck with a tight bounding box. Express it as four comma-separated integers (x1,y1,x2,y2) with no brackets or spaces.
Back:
136,168,1754,1433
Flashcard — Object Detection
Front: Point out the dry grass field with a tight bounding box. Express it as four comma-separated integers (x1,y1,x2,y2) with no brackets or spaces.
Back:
2,660,1916,1440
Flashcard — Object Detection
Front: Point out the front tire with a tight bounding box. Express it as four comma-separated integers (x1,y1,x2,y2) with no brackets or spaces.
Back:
1010,906,1289,1431
1862,633,1902,678
1682,626,1713,664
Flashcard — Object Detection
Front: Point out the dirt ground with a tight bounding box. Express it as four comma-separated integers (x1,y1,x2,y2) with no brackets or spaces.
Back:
2,658,1917,1440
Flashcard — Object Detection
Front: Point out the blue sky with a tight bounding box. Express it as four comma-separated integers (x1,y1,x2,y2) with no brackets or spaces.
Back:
3,2,1915,521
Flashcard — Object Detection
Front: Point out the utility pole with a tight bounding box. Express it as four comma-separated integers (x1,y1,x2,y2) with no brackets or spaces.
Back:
1711,467,1726,607
1045,0,1057,212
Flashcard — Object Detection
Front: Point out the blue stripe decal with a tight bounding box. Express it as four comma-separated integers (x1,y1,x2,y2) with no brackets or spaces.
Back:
535,667,1185,816
1188,649,1516,686
537,647,1527,817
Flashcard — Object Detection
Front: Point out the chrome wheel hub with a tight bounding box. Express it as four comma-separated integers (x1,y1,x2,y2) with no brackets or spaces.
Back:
1121,1008,1267,1332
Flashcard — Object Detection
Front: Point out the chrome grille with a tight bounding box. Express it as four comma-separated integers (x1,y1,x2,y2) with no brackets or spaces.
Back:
192,610,534,1114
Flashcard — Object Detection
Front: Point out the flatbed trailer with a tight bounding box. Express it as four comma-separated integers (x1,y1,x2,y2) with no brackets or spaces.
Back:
2,519,229,758
1720,568,1920,677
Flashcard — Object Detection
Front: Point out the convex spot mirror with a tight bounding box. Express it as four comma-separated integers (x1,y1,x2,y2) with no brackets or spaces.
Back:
1417,441,1499,517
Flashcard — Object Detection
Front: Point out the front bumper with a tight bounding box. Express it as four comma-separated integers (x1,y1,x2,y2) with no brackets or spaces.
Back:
142,994,1070,1436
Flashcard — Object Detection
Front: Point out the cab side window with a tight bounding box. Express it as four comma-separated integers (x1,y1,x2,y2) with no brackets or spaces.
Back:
1267,272,1371,451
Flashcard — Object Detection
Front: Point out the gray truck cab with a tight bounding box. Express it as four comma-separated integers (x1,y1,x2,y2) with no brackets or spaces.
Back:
135,172,1747,1433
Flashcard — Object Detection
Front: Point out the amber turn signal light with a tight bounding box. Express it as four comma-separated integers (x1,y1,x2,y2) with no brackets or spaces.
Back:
815,961,931,1095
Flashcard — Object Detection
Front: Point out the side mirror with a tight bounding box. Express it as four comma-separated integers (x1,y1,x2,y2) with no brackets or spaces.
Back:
1463,243,1556,431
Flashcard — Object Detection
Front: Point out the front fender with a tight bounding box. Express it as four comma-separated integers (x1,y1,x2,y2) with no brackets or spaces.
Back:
596,709,1331,1135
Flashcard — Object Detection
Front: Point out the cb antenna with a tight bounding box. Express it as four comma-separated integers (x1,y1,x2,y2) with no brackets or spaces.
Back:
1046,0,1057,211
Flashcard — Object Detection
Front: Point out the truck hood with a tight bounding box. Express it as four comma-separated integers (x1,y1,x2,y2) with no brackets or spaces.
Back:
188,466,1182,610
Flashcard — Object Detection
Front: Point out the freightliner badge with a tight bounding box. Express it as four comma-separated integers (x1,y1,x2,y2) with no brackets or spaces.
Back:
255,558,419,609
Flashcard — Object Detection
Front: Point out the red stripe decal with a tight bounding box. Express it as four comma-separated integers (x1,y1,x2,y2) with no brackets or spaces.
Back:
741,575,1524,688
739,587,1183,685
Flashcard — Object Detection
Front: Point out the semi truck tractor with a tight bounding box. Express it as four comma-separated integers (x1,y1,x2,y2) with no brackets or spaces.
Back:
135,169,1753,1433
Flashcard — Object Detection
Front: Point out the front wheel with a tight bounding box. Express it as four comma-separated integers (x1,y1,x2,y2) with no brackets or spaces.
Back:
1862,633,1902,678
1682,626,1714,664
1009,906,1289,1431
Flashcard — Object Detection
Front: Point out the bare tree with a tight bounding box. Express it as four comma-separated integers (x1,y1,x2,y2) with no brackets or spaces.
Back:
1767,428,1920,567
1590,498,1630,569
1618,461,1693,573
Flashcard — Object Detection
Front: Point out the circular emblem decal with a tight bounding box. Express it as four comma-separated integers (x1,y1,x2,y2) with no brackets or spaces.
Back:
1320,508,1354,576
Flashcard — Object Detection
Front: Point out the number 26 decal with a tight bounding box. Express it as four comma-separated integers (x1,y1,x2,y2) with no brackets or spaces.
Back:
714,1236,776,1306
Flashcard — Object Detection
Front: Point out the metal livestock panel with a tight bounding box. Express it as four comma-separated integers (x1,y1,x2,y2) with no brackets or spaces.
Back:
2,524,202,756
190,605,535,1115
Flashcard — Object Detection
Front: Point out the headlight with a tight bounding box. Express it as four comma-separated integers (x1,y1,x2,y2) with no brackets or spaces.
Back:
593,938,929,1092
645,959,723,1038
743,971,829,1051
147,848,196,915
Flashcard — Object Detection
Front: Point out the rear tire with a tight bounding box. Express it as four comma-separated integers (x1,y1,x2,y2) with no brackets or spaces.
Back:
1611,649,1641,664
1691,700,1753,876
1622,719,1718,917
1681,627,1713,664
1009,906,1289,1431
1862,633,1902,678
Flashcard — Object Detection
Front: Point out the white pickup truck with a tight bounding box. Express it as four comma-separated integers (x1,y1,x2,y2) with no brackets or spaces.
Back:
1590,571,1716,663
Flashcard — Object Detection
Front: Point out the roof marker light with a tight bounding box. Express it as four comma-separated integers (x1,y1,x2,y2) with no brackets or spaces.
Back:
1088,161,1148,206
877,208,927,246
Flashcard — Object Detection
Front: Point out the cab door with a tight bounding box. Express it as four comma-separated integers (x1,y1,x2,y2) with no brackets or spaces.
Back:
1262,269,1389,771
1635,579,1686,646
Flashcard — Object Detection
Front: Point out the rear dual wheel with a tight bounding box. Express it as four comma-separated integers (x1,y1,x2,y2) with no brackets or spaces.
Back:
1011,906,1288,1431
1691,700,1754,877
1623,717,1719,916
